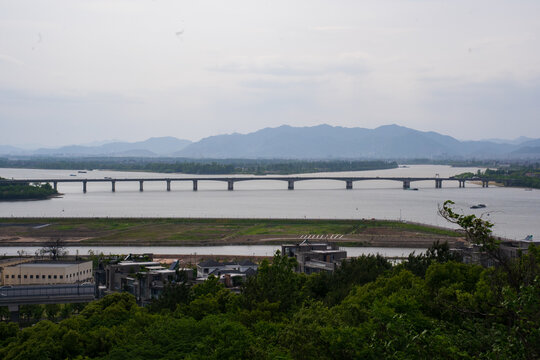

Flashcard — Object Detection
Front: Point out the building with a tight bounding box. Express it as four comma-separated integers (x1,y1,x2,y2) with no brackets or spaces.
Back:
196,259,258,282
282,241,347,274
2,261,93,286
0,258,33,285
455,237,540,267
104,260,193,305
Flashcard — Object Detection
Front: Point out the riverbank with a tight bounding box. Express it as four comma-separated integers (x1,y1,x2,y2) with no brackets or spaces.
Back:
0,217,462,248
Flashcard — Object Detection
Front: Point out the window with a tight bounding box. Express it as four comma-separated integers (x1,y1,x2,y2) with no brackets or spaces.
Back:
30,275,33,279
23,275,27,279
48,275,51,279
11,275,15,279
18,275,21,278
4,275,7,279
60,275,63,279
53,275,57,279
42,275,45,279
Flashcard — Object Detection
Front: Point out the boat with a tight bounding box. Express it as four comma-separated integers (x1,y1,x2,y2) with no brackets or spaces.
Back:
470,204,487,209
78,170,87,173
69,174,76,177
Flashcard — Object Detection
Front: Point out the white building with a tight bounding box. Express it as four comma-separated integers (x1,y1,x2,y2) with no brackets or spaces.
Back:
2,261,93,286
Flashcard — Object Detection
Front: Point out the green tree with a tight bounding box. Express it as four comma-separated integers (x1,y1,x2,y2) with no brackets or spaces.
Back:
242,251,303,313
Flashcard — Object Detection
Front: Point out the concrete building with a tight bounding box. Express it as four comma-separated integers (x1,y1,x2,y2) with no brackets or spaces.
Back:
456,237,540,267
2,261,93,286
104,260,193,305
282,241,347,274
0,258,33,285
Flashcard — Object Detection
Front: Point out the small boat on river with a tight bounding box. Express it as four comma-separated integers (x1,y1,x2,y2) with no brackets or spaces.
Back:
470,204,486,209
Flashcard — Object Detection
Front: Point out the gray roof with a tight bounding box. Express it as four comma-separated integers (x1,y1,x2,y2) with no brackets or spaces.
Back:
239,259,257,266
198,259,221,267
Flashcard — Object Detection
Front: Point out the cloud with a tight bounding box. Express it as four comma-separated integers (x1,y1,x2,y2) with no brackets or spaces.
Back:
0,87,142,105
0,54,24,66
211,53,370,77
310,26,355,32
421,76,540,139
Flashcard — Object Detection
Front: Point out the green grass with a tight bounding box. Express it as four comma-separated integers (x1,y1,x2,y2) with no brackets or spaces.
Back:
0,217,460,245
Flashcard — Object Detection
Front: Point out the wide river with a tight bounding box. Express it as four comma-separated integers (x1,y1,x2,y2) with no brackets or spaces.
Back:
1,165,539,240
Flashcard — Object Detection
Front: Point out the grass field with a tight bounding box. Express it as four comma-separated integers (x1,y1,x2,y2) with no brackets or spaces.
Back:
0,217,461,246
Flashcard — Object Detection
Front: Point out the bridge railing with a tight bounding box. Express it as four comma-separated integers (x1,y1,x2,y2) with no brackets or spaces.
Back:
0,283,94,299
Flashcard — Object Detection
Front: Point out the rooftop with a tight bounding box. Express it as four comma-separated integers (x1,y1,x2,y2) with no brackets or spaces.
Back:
116,261,161,267
12,261,91,268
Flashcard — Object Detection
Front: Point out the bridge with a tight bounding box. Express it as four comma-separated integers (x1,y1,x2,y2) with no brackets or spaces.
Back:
0,176,492,192
0,283,95,321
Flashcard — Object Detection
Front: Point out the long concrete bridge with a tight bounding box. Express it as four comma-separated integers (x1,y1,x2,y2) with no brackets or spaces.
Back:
0,176,493,192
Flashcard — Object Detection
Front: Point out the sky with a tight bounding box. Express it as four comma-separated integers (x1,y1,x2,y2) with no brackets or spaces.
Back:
1,0,540,148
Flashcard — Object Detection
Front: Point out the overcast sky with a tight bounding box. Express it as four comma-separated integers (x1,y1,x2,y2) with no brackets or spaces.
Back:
1,0,539,147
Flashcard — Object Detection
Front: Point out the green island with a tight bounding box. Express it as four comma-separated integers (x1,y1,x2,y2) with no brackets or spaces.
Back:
455,164,540,189
0,217,461,247
1,204,539,359
0,157,397,175
0,178,58,201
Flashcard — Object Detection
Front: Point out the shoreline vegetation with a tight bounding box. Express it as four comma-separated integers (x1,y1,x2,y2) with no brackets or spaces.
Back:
0,217,462,248
0,177,58,201
455,165,540,189
0,158,398,175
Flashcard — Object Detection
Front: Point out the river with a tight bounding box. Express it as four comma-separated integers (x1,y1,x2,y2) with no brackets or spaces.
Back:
0,245,422,258
1,165,539,240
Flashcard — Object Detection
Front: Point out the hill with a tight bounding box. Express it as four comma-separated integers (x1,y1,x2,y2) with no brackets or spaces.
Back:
176,124,539,159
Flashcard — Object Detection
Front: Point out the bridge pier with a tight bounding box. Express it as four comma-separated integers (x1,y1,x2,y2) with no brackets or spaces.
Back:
53,181,57,191
83,181,87,193
228,180,234,191
482,180,489,188
459,180,466,188
111,181,116,192
288,180,294,190
435,179,443,189
403,180,410,190
139,180,144,192
193,180,198,191
166,180,171,191
346,180,353,190
8,304,19,322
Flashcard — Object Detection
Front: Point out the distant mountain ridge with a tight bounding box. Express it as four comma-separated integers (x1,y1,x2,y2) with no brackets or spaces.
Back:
174,124,539,159
1,137,192,157
1,125,539,159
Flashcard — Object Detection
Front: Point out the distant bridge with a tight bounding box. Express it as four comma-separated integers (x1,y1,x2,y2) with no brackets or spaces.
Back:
0,176,494,192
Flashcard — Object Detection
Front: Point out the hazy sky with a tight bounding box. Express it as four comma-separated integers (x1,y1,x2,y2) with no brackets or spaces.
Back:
1,0,540,147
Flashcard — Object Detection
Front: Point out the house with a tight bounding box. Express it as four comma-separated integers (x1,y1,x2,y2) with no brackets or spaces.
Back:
282,240,347,274
196,259,258,283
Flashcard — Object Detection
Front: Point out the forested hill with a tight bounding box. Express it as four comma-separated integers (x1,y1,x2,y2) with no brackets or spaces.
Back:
0,178,58,200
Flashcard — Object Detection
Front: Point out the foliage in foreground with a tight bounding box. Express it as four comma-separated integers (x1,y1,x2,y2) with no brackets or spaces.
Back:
1,247,539,359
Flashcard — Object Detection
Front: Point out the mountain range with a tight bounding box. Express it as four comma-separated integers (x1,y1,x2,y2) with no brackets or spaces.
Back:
2,125,539,159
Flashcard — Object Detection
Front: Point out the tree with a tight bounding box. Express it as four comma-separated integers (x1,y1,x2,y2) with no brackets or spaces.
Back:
242,250,303,313
42,238,66,260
